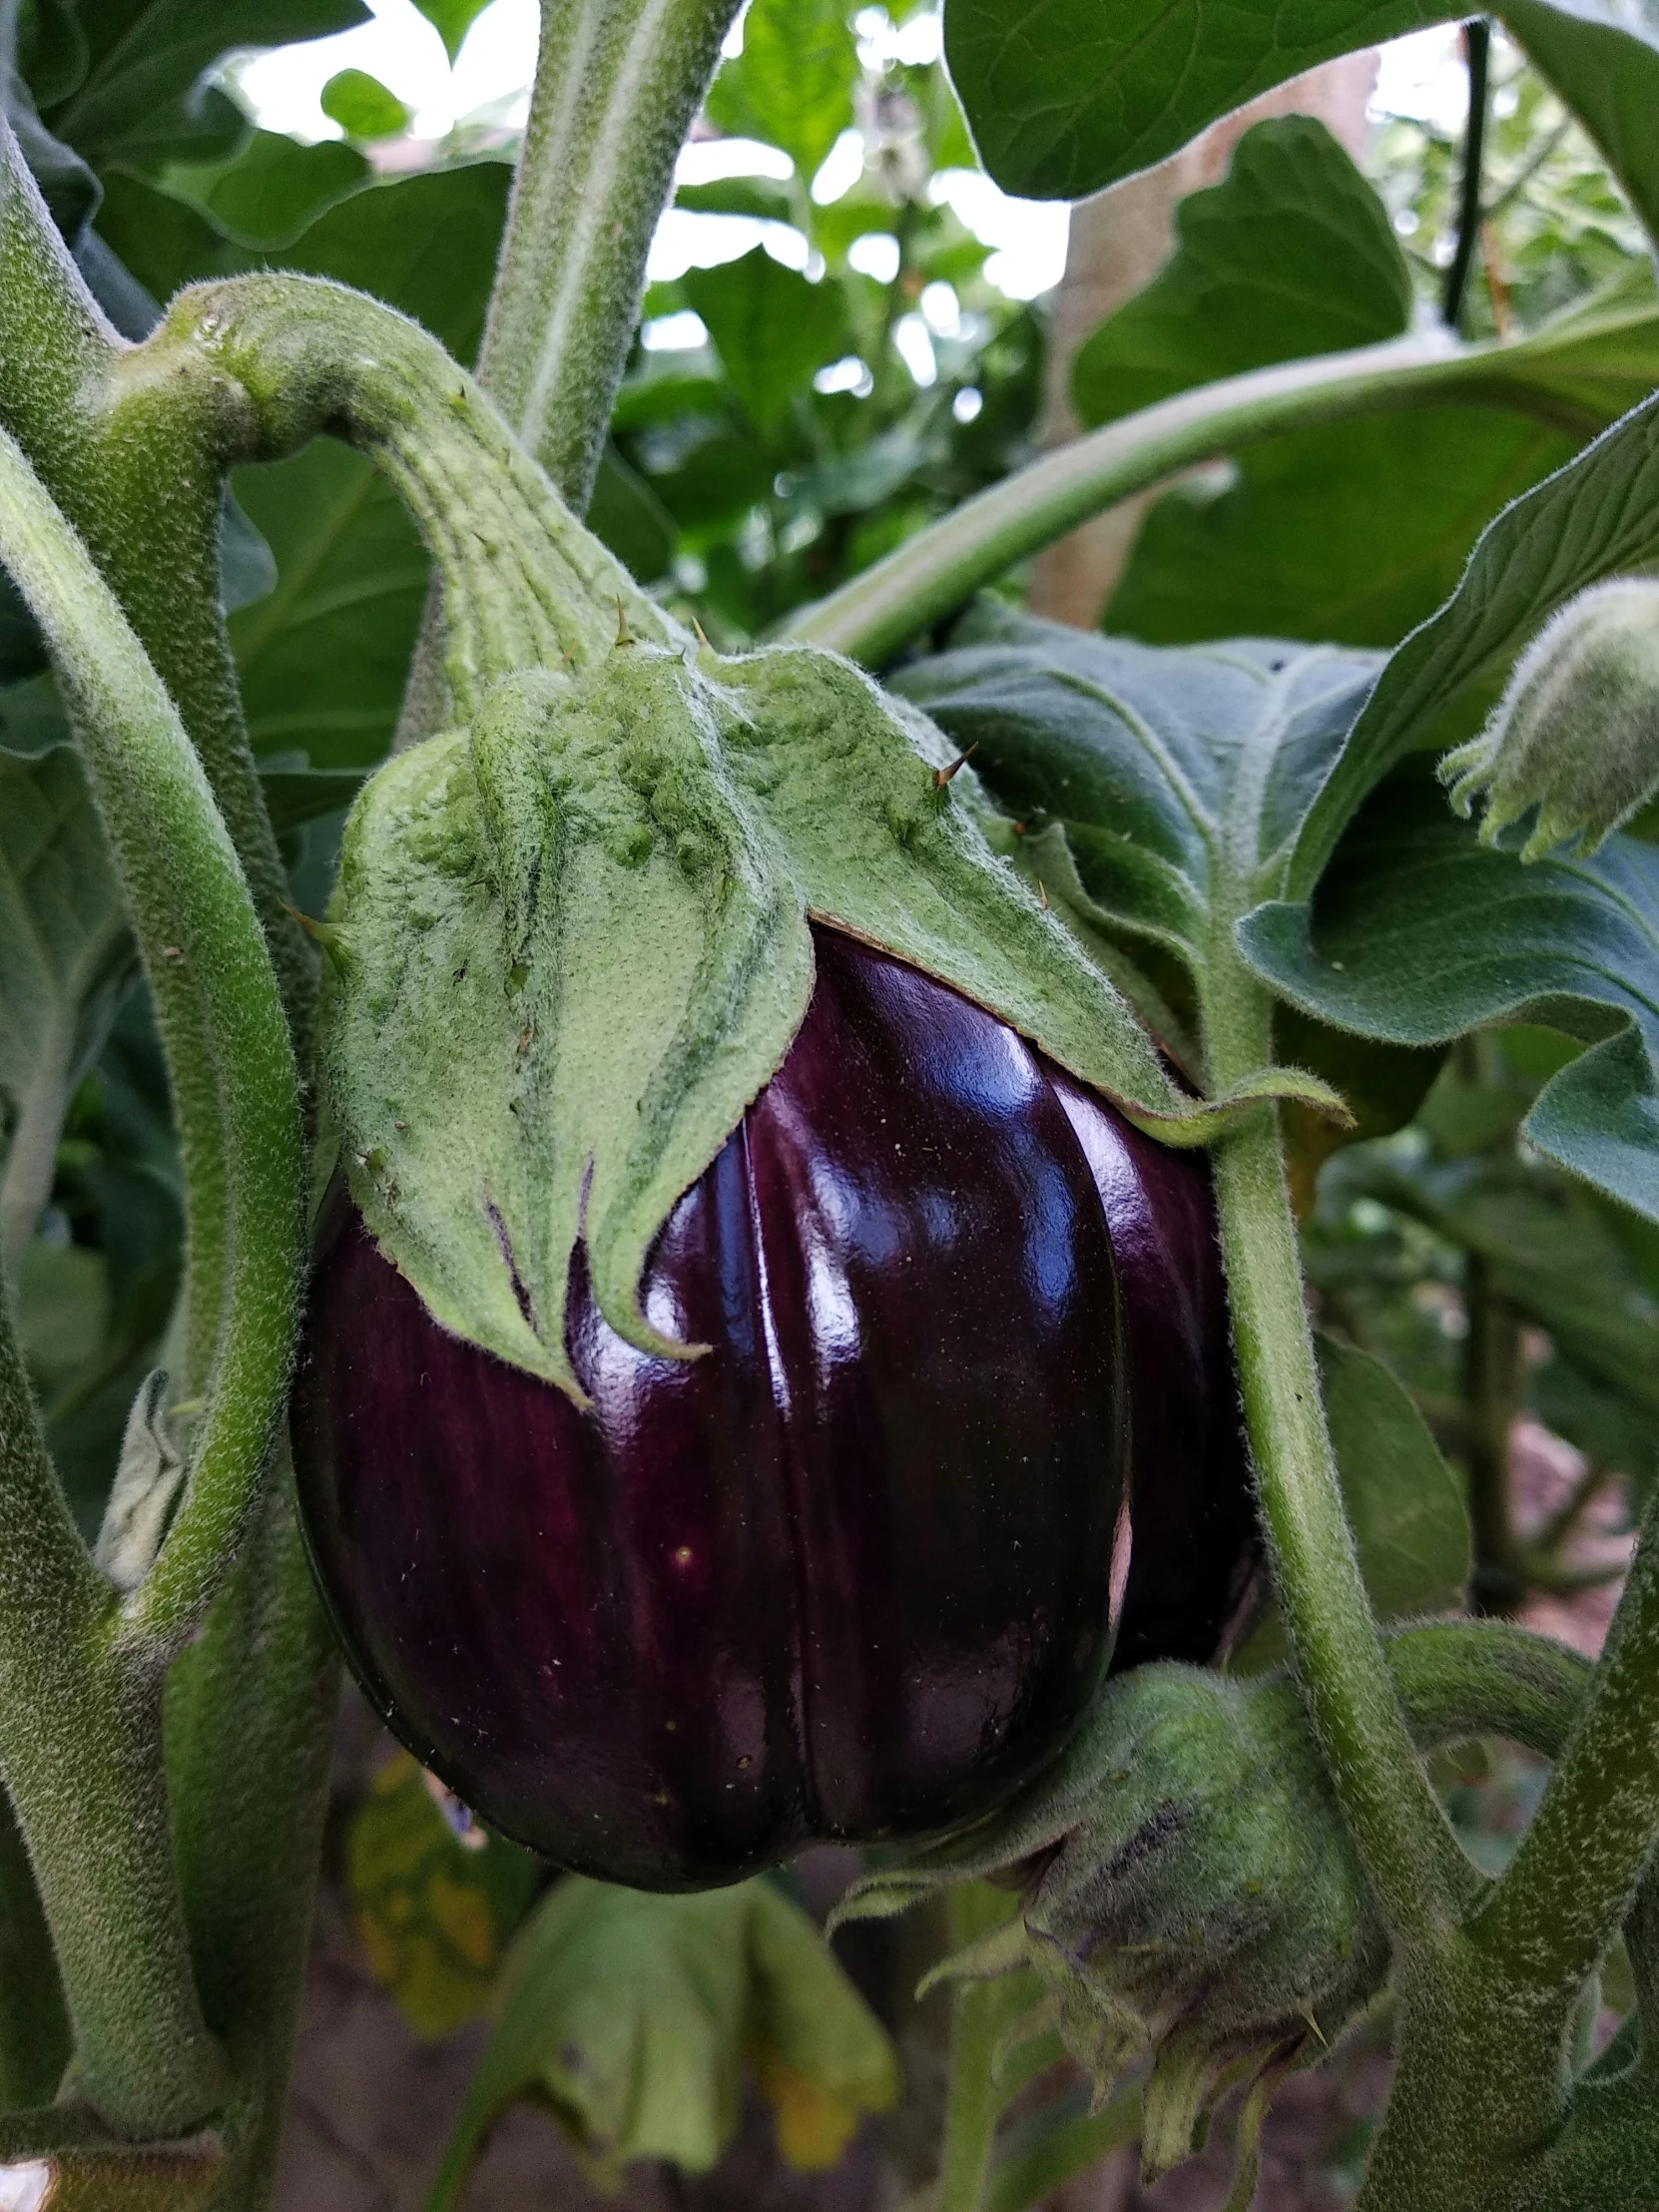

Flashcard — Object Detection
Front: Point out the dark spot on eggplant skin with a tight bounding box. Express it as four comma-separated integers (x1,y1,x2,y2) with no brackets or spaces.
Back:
292,927,1253,1890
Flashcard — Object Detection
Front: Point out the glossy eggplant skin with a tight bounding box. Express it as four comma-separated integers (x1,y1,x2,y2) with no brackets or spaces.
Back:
293,930,1247,1888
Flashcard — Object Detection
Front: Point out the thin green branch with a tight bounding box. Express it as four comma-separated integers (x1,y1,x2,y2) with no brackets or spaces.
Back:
782,328,1617,666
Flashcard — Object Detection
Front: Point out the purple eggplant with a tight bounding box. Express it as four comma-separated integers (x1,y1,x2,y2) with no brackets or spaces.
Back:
292,928,1251,1888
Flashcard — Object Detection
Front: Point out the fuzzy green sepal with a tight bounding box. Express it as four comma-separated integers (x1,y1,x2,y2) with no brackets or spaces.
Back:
323,636,1223,1394
833,1665,1388,2195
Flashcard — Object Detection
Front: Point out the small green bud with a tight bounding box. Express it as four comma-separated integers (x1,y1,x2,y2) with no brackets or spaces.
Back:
835,1666,1387,2198
1440,578,1659,859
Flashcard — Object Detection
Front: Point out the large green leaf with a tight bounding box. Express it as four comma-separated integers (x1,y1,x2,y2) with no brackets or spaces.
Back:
682,250,850,435
1072,117,1411,430
42,0,369,168
0,747,132,1274
705,0,857,182
894,605,1382,1081
426,1878,898,2206
1504,0,1659,246
941,0,1659,205
1109,409,1581,649
1242,776,1659,1222
157,130,370,251
1285,388,1659,899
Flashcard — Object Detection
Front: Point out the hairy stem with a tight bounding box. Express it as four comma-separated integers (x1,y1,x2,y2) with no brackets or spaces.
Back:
0,1272,223,2135
396,0,737,745
0,117,311,1050
480,0,740,505
1205,960,1475,1949
783,327,1618,666
1473,1481,1659,2006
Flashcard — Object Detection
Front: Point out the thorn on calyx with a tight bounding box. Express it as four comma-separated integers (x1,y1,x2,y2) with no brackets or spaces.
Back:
933,745,976,790
615,597,636,648
692,616,711,651
280,899,348,963
1037,878,1049,911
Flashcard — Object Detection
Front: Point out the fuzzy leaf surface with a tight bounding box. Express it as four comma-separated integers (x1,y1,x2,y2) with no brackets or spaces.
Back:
1243,779,1659,1222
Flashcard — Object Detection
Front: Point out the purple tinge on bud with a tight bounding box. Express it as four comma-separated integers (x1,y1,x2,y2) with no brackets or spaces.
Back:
292,928,1252,1887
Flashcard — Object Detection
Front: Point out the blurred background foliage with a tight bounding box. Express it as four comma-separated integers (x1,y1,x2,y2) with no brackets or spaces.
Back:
1,0,1658,2201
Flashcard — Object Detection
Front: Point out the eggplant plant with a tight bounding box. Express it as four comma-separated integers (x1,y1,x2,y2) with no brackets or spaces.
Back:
1,2,1659,2209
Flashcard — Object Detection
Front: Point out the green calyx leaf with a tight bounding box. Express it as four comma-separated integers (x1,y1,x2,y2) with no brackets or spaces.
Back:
1441,578,1659,860
325,634,1207,1394
836,1665,1388,2196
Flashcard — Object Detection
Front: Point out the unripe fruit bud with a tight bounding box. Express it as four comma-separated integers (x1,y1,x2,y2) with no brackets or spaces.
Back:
836,1666,1386,2199
1441,578,1659,859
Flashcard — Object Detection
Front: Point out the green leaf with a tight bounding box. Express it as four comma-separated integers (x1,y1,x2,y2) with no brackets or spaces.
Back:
894,605,1381,1093
1072,117,1411,430
1239,1332,1471,1669
586,443,677,583
705,0,857,181
412,0,494,62
159,130,370,250
942,0,1450,200
44,0,370,168
1109,410,1582,650
941,0,1659,205
229,445,429,768
319,68,411,143
1241,776,1659,1222
1286,389,1659,901
255,762,366,832
425,1877,897,2207
681,249,849,435
345,1750,539,2039
1340,1145,1659,1449
0,748,132,1274
1504,0,1659,246
1320,1335,1472,1618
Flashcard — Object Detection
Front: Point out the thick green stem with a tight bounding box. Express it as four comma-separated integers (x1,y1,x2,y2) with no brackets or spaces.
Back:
0,117,311,1051
783,329,1617,666
479,0,740,506
0,1273,224,2135
165,1466,340,2211
0,1784,70,2111
1206,957,1474,1949
937,1884,1023,2212
0,425,304,2139
397,0,737,745
1472,1482,1659,2006
150,275,676,716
